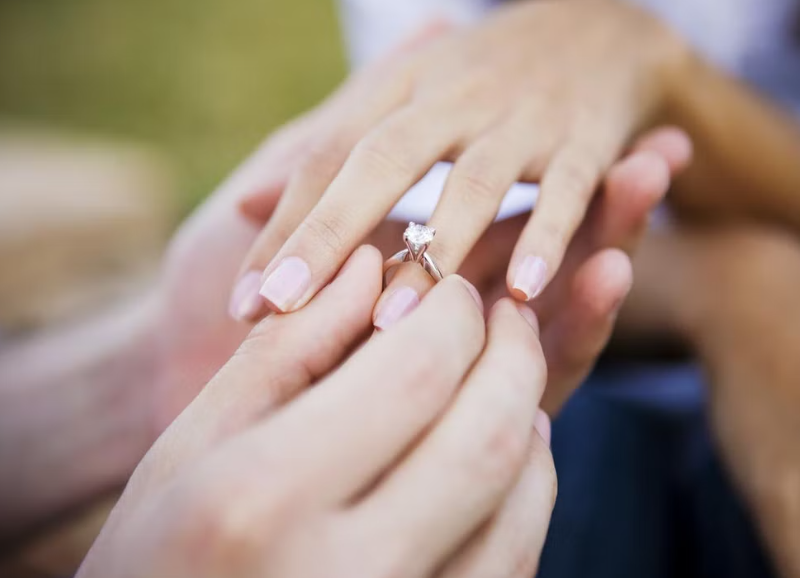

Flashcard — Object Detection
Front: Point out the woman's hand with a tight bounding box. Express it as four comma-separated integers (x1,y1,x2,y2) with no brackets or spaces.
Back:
79,247,556,578
239,126,693,416
230,0,688,321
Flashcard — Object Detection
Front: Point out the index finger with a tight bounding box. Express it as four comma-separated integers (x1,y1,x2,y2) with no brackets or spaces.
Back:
254,102,466,313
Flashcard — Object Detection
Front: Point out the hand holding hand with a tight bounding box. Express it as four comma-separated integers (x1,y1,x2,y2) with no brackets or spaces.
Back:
240,126,693,415
231,0,688,321
80,248,556,578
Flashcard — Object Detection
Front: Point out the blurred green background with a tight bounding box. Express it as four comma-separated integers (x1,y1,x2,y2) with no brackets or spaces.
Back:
0,0,347,213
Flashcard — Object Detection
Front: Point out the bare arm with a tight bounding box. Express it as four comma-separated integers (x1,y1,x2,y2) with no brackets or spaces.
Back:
664,52,800,228
0,299,157,540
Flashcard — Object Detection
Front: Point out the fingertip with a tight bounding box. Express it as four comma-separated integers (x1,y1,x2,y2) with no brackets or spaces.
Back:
516,304,541,336
508,255,548,302
237,186,282,226
373,286,421,331
606,150,671,208
453,274,484,315
229,270,267,323
572,249,633,318
339,244,384,278
488,298,540,338
634,126,693,175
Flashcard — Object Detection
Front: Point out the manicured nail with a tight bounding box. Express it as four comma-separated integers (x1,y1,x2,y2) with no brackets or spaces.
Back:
533,410,552,447
512,256,547,301
374,287,420,331
229,270,264,321
516,304,540,335
259,257,311,312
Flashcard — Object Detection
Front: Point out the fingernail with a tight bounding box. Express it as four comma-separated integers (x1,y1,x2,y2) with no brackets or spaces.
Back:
512,256,547,301
259,257,311,312
374,286,420,331
533,410,552,447
456,276,484,314
516,304,540,336
229,271,264,321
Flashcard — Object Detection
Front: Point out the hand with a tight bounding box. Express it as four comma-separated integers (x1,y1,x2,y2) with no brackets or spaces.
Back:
149,22,453,432
79,248,557,578
230,0,688,321
240,127,693,415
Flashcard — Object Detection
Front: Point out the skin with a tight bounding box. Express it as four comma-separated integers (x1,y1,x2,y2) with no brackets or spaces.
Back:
231,0,687,318
620,225,800,578
231,0,800,336
0,118,686,541
78,256,558,578
239,126,692,414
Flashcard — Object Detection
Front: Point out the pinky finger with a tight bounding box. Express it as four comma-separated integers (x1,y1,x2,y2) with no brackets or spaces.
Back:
438,419,557,578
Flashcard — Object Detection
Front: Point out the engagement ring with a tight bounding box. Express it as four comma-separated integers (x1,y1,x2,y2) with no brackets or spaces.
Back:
383,222,444,286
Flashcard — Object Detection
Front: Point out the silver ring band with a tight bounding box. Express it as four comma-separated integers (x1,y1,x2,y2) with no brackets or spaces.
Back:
383,249,443,283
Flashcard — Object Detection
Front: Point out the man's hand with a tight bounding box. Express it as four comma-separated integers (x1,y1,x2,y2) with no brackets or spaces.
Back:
80,249,557,578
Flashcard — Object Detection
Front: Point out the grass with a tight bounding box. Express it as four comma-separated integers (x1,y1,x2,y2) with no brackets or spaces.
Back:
0,0,347,212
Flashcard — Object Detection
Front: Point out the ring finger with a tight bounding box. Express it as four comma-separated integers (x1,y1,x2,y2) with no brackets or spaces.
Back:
375,111,557,329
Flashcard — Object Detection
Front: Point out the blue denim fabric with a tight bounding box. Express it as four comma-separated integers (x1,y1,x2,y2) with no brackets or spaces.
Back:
537,363,776,578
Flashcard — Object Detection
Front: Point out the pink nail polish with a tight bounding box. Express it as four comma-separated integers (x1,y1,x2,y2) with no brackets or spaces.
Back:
533,410,552,447
259,257,311,312
374,287,420,331
229,271,265,321
512,256,547,301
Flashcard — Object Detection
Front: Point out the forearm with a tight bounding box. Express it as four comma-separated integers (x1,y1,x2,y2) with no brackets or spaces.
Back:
663,52,800,230
0,298,158,540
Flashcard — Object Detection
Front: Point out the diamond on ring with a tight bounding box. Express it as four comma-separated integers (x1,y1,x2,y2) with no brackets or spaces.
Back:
383,222,443,286
403,222,436,259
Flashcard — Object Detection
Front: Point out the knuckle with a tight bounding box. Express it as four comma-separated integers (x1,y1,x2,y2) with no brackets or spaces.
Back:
455,164,504,206
297,138,351,183
173,487,264,570
353,130,414,181
466,417,530,487
233,325,316,406
553,152,599,200
298,212,350,258
395,339,462,411
537,216,571,252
